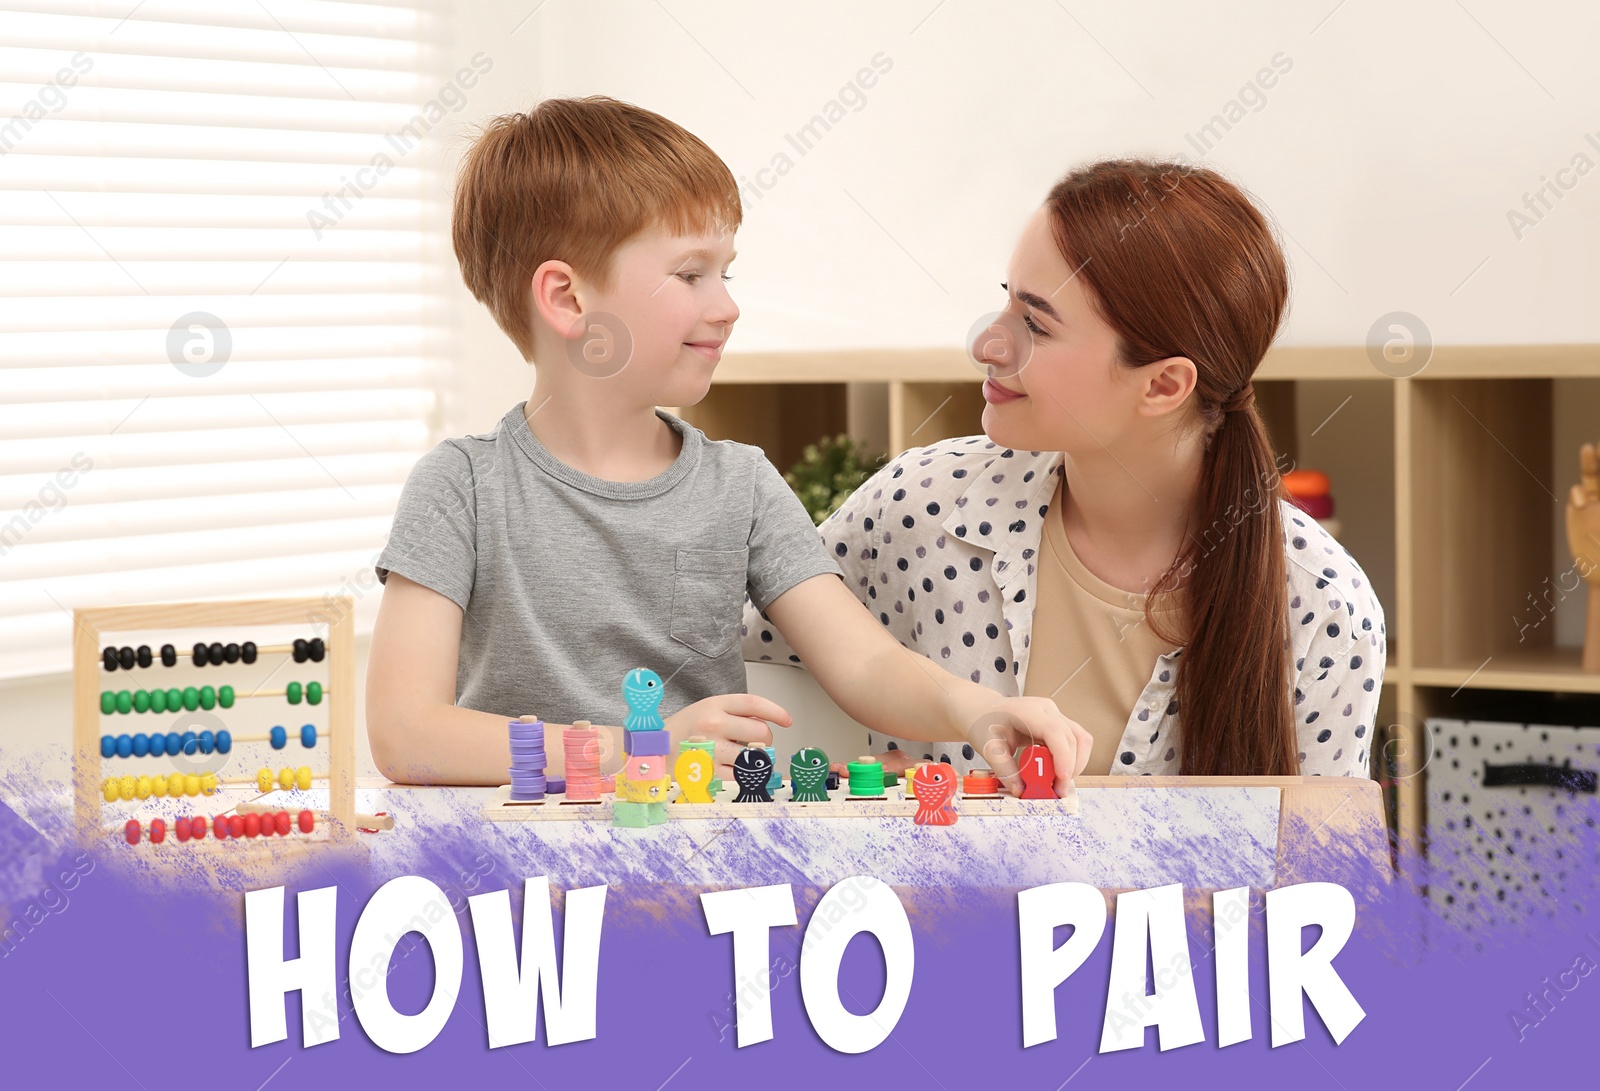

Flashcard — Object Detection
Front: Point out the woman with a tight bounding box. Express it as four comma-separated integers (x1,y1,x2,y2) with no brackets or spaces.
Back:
742,159,1384,778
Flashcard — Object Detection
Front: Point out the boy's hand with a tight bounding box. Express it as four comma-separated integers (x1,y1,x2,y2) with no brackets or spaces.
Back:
665,693,791,771
963,696,1093,798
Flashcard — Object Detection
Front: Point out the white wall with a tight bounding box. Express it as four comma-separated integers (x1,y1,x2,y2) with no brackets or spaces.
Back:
432,0,1600,442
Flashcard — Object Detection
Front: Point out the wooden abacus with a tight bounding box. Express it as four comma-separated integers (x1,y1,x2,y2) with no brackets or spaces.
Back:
71,597,368,850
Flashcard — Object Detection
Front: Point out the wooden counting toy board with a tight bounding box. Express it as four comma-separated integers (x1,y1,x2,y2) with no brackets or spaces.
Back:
482,668,1082,828
469,669,1387,892
481,772,1081,822
71,596,387,868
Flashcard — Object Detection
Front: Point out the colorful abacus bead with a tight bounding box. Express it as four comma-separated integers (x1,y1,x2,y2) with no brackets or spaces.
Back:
213,815,229,839
298,809,314,833
287,682,303,705
228,815,245,839
258,768,273,793
243,813,261,838
215,730,231,754
270,725,287,749
99,735,114,758
301,724,317,748
115,734,132,758
190,817,207,841
149,818,165,844
175,818,191,843
218,685,234,708
296,766,311,791
306,681,322,705
275,811,292,836
124,819,140,845
198,730,214,754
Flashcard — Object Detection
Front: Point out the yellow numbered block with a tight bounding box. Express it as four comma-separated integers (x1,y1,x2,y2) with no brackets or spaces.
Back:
674,750,714,804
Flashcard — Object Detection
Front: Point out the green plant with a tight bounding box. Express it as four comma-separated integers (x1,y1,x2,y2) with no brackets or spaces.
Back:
783,434,889,525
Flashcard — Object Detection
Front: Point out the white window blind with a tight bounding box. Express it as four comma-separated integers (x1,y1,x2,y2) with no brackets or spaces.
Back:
0,0,450,680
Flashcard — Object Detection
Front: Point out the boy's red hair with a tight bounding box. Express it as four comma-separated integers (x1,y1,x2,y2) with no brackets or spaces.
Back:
452,96,742,361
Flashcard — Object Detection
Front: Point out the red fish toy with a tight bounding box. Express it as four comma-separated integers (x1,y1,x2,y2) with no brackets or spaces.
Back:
912,762,958,826
1017,744,1057,799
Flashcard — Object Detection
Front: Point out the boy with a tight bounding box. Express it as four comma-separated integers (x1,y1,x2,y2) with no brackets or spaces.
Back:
366,96,1089,791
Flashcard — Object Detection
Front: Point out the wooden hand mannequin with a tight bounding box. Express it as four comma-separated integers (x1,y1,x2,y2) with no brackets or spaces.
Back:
1565,442,1600,670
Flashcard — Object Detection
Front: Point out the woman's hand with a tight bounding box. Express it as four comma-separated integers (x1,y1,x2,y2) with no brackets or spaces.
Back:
829,749,919,777
963,696,1094,797
664,693,791,772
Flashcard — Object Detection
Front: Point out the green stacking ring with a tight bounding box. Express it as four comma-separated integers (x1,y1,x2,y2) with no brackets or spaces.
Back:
846,758,884,797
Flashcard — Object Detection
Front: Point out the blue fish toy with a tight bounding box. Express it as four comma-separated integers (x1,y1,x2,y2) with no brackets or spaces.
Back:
623,668,665,732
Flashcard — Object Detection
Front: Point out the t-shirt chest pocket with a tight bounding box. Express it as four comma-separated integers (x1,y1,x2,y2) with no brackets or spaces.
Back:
669,547,750,658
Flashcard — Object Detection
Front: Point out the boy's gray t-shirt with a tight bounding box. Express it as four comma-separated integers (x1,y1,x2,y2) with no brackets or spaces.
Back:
374,402,840,727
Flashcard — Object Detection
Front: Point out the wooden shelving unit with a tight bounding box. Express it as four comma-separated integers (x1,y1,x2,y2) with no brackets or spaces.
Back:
676,344,1600,862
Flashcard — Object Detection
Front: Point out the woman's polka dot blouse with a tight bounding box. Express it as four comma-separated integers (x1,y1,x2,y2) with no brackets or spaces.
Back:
741,435,1388,778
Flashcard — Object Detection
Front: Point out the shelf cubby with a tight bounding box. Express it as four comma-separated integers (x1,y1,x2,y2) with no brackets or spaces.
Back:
678,345,1600,859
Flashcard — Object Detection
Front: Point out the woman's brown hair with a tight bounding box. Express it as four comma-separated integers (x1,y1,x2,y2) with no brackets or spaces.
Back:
1045,159,1297,776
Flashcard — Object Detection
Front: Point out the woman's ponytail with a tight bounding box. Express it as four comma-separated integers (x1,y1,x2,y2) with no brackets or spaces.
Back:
1046,160,1297,775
